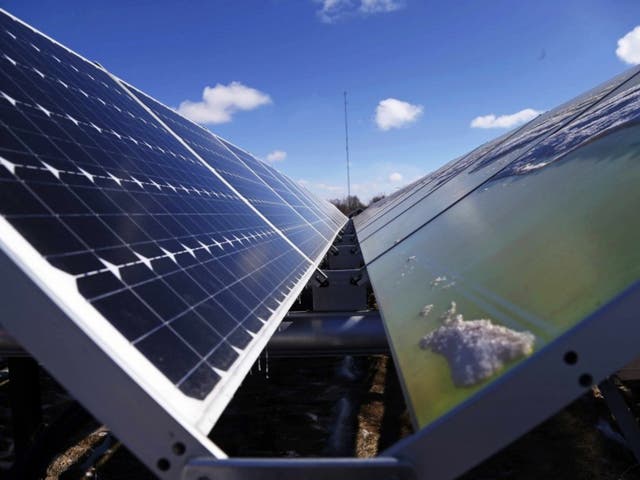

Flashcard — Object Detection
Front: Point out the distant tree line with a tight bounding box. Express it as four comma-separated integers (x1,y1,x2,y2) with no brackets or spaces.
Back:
329,194,386,215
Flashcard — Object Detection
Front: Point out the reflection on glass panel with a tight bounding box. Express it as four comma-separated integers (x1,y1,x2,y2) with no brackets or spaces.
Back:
358,68,640,262
368,121,640,427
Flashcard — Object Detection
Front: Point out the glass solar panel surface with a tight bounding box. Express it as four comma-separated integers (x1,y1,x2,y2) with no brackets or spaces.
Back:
128,87,335,262
277,171,347,231
358,66,640,428
355,66,640,262
0,8,343,433
217,139,339,241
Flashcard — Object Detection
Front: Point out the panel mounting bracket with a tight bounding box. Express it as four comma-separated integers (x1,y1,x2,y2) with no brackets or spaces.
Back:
350,267,369,287
309,268,329,288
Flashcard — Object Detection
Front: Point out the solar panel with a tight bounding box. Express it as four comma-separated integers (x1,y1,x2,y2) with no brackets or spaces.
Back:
0,8,345,474
125,85,338,262
357,63,640,432
354,66,640,262
217,139,341,242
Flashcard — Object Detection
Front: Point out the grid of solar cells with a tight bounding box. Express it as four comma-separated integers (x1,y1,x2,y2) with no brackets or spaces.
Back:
216,139,339,257
125,87,334,261
284,175,346,231
269,162,346,233
0,11,312,400
356,65,640,262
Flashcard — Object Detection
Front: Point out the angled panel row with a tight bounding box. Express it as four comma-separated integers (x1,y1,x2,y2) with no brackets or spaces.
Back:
0,10,346,467
358,65,640,430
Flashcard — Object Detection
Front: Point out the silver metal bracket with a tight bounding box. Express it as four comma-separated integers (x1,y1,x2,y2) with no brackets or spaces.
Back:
309,268,329,288
181,457,417,480
334,233,358,246
327,245,363,269
312,269,370,311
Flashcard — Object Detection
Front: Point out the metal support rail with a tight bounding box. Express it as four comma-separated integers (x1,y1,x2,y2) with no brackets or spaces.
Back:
0,311,388,358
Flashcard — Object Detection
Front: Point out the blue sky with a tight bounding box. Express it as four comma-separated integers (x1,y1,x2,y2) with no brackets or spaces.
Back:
5,0,640,201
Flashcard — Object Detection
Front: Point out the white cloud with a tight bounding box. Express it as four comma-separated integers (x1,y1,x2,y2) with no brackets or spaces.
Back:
177,81,271,125
315,0,403,23
316,182,344,193
470,108,542,129
266,150,287,163
375,98,423,131
388,172,403,182
299,161,423,203
616,26,640,65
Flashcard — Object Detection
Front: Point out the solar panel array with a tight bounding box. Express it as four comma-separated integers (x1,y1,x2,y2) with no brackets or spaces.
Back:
356,66,640,263
0,6,345,439
356,65,640,428
126,86,344,262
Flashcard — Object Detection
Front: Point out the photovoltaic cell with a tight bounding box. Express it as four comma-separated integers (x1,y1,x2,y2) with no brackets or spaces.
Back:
0,7,344,436
216,139,340,255
127,86,335,262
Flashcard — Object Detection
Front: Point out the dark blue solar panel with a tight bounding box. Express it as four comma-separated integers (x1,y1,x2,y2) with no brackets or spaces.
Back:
216,139,338,258
126,86,335,262
0,11,316,400
279,172,346,231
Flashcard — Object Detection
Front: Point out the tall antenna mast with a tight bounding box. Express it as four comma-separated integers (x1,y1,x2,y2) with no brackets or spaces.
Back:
343,91,351,210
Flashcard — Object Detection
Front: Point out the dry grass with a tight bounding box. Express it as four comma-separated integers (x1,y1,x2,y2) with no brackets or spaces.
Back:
45,427,108,479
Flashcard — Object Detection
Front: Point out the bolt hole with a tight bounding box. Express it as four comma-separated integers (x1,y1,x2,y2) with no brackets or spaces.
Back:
172,442,186,456
157,458,170,471
579,373,593,388
564,351,578,365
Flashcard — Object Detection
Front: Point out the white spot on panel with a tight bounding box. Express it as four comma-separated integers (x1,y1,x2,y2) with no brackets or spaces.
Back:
130,177,144,189
0,156,17,174
419,302,535,387
198,241,211,254
133,252,153,270
3,54,17,66
98,258,122,281
160,247,177,264
41,161,61,179
180,243,196,258
78,168,95,183
66,113,79,126
419,304,434,318
107,172,122,186
36,104,52,117
1,91,17,106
